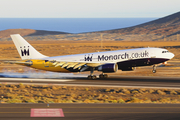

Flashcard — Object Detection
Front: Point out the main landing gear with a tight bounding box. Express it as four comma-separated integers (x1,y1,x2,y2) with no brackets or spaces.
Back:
88,68,97,80
87,68,108,80
99,73,108,79
88,75,97,79
152,65,156,73
88,74,108,80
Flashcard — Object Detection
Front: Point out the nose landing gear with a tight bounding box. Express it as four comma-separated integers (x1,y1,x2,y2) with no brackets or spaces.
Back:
152,65,156,73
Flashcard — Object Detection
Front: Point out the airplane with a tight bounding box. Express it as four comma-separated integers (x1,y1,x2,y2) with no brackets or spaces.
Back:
6,34,174,79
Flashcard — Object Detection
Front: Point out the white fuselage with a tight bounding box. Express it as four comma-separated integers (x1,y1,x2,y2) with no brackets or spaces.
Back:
45,47,174,64
10,34,175,75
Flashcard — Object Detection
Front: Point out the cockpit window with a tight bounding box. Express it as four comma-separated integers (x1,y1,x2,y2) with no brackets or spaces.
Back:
162,51,169,53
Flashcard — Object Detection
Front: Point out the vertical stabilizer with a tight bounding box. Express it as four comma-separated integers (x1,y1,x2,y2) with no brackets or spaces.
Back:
11,34,48,60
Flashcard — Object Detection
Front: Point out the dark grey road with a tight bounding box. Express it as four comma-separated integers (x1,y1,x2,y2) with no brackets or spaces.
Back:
0,75,180,89
0,103,180,120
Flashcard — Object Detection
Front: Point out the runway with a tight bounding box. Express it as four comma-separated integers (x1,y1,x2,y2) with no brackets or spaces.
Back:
0,76,180,119
0,103,180,120
0,75,180,89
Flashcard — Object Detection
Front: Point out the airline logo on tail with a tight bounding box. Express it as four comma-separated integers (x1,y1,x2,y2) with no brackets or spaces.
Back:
20,46,30,56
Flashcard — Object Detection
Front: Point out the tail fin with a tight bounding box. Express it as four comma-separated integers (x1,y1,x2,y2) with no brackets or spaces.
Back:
10,34,48,60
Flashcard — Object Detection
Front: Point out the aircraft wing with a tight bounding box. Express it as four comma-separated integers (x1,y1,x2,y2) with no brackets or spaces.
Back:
50,60,108,72
3,60,112,72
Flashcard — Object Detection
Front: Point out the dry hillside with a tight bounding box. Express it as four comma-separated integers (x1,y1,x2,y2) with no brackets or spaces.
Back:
99,11,180,41
101,12,180,36
0,29,69,39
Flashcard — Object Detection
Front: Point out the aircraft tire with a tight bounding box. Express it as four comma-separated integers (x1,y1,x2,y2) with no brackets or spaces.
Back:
99,74,108,79
88,75,97,80
99,74,104,79
152,70,156,73
103,74,108,79
92,75,97,80
88,75,92,79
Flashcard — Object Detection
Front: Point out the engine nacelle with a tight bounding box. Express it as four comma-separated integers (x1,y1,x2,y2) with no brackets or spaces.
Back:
98,63,118,73
121,67,136,71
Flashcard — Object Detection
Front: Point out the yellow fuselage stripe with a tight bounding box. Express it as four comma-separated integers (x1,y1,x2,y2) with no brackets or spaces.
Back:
17,60,70,73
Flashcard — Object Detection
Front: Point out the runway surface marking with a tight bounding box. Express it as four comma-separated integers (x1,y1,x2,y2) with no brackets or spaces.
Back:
1,77,180,87
0,112,180,114
1,76,180,89
1,82,180,89
64,112,180,113
31,108,64,117
0,78,74,82
67,81,180,87
0,106,180,108
0,104,180,119
3,79,180,87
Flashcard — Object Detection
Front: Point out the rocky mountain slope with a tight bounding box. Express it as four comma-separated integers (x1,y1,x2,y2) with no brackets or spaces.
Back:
0,29,69,39
99,11,180,41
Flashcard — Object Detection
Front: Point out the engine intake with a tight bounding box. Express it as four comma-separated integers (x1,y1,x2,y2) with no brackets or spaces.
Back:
98,63,118,73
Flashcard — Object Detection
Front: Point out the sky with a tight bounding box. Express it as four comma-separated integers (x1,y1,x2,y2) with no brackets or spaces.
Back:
0,0,179,18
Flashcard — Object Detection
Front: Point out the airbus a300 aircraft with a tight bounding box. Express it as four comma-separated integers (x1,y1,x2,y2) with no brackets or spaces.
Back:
7,34,174,79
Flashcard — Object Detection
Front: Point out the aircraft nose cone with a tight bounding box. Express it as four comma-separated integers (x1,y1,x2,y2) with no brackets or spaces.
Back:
170,52,175,59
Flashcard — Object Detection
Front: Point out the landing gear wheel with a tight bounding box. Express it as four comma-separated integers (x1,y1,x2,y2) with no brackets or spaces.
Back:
152,70,156,73
91,75,97,80
88,75,92,79
99,74,108,79
99,74,104,79
87,68,97,79
103,74,108,79
88,75,97,80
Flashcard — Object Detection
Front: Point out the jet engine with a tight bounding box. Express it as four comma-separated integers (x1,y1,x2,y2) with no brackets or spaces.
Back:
98,63,118,73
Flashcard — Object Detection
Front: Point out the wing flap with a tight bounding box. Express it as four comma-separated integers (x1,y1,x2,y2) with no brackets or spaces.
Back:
50,60,105,70
55,62,66,67
67,63,78,69
73,63,86,69
61,62,74,68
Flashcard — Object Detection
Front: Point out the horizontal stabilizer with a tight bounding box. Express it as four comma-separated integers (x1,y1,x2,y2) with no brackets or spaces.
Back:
4,60,33,66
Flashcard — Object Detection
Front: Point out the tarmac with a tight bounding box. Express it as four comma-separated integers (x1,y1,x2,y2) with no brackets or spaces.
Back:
0,103,180,120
